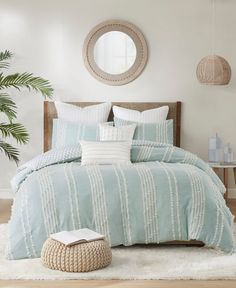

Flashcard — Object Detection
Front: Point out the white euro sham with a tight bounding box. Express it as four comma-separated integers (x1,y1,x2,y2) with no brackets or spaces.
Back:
112,105,169,123
55,101,111,123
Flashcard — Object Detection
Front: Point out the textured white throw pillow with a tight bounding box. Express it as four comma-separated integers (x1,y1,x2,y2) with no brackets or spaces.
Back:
99,123,136,141
80,141,132,165
112,105,169,123
55,102,111,123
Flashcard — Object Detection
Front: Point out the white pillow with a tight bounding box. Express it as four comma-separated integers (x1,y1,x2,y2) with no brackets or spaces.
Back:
55,101,111,123
99,123,136,141
112,105,169,123
80,141,131,165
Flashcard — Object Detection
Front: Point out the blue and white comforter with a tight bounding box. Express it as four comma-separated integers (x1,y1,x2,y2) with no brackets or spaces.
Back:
7,141,235,259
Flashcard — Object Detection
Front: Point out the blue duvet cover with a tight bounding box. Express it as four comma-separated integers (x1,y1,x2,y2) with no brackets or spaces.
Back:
7,141,235,259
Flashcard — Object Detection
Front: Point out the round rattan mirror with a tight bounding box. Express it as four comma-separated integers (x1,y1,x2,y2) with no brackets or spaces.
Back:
83,20,148,86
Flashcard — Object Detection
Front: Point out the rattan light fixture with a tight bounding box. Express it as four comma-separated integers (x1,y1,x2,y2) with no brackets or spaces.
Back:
197,55,231,85
196,0,231,85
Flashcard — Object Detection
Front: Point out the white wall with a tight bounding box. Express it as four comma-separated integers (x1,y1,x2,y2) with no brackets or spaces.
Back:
0,0,236,198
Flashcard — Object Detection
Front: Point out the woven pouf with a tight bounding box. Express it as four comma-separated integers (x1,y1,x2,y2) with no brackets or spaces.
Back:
41,238,112,272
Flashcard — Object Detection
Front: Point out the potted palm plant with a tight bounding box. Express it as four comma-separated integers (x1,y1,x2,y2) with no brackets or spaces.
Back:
0,50,53,163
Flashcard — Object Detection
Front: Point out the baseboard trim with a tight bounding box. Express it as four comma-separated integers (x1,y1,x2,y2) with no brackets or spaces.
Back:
0,188,13,199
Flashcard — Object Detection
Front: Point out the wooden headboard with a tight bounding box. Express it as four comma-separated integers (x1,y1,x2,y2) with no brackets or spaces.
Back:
44,101,181,152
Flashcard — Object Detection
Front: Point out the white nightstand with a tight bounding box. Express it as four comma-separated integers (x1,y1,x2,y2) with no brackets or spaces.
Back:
208,162,236,202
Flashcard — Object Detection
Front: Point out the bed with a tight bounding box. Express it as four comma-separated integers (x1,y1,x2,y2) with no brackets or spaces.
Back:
6,101,235,260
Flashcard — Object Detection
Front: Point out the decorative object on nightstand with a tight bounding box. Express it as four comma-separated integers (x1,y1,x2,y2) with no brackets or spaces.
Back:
196,0,231,85
208,133,222,162
208,135,235,203
208,162,236,203
224,143,234,163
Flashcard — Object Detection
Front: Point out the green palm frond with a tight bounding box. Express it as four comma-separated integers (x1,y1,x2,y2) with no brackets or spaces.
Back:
0,123,29,144
0,140,19,163
0,50,13,69
0,50,53,163
0,93,17,121
0,72,53,98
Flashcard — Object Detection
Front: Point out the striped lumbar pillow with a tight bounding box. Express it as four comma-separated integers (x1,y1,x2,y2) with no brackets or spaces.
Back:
112,105,169,123
55,101,111,123
99,123,136,141
80,141,132,165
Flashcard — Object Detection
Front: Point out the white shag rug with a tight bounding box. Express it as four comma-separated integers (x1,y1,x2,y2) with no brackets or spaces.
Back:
1,224,236,280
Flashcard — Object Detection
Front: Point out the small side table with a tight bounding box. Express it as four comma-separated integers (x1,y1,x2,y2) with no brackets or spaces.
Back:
208,162,236,202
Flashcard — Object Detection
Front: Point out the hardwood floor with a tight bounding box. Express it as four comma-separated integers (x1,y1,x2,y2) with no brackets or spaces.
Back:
0,199,236,288
0,200,12,224
1,280,236,288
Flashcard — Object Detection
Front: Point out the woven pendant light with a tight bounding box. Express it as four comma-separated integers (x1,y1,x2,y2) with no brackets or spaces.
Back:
196,0,231,85
196,55,231,85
